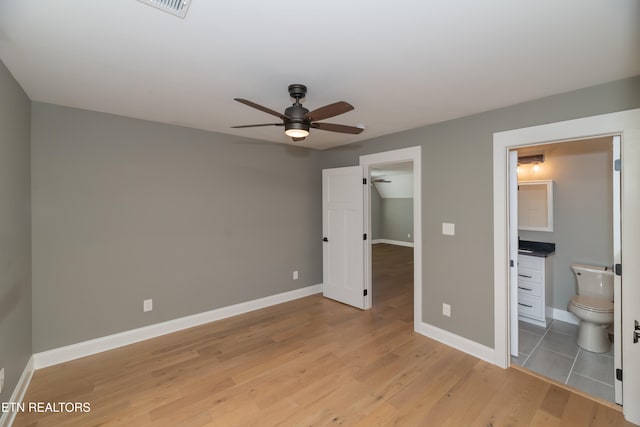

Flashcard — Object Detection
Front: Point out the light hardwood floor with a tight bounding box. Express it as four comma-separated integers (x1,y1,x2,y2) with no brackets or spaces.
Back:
14,244,632,426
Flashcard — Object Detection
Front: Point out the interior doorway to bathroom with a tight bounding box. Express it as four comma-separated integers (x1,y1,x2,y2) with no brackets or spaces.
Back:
507,136,621,404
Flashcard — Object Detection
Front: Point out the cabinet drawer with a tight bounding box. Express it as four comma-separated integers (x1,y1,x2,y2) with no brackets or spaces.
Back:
518,294,544,320
517,267,543,284
518,255,544,271
517,282,542,297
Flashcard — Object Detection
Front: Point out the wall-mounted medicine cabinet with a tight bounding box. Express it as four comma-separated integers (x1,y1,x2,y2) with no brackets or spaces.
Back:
518,180,553,232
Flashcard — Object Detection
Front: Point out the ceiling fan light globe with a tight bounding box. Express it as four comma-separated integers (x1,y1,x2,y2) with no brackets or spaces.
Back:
284,121,310,138
285,128,310,138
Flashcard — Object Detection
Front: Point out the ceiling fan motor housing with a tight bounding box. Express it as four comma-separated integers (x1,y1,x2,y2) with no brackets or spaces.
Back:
284,103,310,133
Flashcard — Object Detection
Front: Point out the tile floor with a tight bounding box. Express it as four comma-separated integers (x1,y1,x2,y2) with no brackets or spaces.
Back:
511,319,615,403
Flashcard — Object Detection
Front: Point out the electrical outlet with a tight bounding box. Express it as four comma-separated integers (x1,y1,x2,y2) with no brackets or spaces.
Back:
143,299,153,312
293,270,299,280
442,303,451,317
408,233,411,239
0,368,4,394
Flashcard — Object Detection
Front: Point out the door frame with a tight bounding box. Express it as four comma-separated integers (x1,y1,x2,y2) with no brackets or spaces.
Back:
360,146,422,328
508,150,519,357
493,109,640,423
507,136,621,402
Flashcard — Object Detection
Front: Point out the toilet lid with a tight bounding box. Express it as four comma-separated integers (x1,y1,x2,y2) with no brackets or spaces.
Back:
570,295,614,312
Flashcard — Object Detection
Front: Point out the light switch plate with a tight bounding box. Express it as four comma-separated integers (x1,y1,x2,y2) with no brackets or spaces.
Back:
442,222,455,236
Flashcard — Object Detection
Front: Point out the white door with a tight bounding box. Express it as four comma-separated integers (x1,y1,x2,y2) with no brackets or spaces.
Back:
509,151,519,357
622,130,640,424
322,166,365,309
612,135,622,405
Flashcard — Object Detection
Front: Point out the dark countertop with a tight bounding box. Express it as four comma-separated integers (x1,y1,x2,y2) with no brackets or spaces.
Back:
518,240,556,257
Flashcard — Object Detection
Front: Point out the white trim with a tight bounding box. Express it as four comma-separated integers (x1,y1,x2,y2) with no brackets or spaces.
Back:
0,355,35,427
552,308,579,326
372,239,414,248
493,108,640,374
612,134,623,405
415,321,495,365
360,146,422,331
33,284,322,369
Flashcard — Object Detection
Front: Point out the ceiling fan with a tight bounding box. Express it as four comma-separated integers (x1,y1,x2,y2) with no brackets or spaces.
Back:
231,84,364,142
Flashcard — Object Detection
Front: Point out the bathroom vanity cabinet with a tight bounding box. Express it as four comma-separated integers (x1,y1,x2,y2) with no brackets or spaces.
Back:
518,253,553,327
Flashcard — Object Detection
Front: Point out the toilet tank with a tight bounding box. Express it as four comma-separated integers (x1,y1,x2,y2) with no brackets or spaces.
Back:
571,263,614,300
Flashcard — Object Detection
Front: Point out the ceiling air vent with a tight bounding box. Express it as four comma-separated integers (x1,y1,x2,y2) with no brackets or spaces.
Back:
136,0,192,19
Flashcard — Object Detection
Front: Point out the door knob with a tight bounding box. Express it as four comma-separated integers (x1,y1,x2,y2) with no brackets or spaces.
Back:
322,237,328,242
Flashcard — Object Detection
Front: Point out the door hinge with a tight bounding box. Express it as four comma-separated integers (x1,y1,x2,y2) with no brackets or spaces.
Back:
616,368,623,381
510,259,514,267
363,289,368,296
363,178,367,185
363,233,367,240
615,263,622,276
614,158,621,172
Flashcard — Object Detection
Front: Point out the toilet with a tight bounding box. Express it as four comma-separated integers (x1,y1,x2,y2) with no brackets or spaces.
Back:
567,264,614,353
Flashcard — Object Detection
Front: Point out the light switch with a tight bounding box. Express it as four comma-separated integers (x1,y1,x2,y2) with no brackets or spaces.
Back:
442,222,455,236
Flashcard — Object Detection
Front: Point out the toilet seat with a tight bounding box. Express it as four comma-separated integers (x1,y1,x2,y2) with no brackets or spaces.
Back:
570,295,613,313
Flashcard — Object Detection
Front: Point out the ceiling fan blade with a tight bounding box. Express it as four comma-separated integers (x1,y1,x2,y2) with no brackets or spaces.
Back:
303,101,354,122
234,98,289,120
231,123,283,128
311,122,363,134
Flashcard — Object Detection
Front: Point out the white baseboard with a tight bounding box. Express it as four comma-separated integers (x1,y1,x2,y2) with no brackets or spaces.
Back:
552,308,579,325
415,321,497,366
372,239,414,248
33,284,322,370
0,355,34,427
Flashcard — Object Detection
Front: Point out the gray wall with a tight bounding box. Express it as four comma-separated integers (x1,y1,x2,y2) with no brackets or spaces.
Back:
380,198,413,243
518,138,613,312
320,75,640,347
0,61,31,402
371,187,413,243
371,185,382,240
31,103,323,352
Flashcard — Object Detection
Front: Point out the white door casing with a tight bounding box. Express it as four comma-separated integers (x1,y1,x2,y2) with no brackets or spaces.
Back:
322,166,365,309
509,150,519,357
360,146,422,325
621,129,640,420
612,135,622,405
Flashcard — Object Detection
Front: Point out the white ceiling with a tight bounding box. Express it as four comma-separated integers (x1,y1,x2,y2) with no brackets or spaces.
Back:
1,1,639,150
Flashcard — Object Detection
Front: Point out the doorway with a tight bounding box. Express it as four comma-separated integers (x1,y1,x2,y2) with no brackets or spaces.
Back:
369,163,415,313
492,108,640,425
360,146,422,328
508,137,619,404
